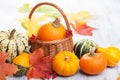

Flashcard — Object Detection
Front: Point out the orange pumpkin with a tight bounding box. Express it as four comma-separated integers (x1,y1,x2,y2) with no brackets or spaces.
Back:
79,47,107,75
37,18,66,41
52,51,79,76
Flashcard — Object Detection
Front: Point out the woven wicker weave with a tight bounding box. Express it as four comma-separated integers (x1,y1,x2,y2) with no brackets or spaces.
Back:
29,2,73,57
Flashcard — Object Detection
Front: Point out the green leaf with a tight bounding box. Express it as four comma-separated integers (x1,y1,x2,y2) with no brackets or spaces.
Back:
36,6,56,13
18,4,62,18
21,22,28,30
18,3,31,13
36,6,62,18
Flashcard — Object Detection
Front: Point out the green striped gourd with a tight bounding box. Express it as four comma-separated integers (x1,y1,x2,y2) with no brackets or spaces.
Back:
74,39,98,59
0,29,30,63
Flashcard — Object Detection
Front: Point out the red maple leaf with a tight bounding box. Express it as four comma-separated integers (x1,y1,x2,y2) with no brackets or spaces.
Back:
29,48,44,66
70,21,96,36
27,48,52,80
0,52,18,80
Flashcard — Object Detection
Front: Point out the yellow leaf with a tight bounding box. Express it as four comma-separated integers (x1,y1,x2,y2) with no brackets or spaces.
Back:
18,15,48,37
27,16,41,37
67,11,91,21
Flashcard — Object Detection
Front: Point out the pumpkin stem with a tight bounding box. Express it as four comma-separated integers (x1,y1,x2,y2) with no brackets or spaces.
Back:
52,18,60,28
64,56,69,61
89,46,96,56
9,29,16,40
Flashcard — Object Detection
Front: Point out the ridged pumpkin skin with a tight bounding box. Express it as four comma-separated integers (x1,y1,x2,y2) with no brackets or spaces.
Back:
37,18,65,41
74,39,98,59
96,46,120,67
79,52,107,75
0,29,29,63
52,51,79,76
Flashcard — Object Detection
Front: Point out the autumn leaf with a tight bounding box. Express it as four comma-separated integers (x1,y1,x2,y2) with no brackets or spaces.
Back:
27,48,52,80
67,11,91,21
29,48,44,66
0,52,18,80
70,21,96,36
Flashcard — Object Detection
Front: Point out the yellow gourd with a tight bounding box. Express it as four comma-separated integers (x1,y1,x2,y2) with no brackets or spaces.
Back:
13,51,30,68
13,51,31,76
52,51,79,76
106,46,120,58
96,46,120,67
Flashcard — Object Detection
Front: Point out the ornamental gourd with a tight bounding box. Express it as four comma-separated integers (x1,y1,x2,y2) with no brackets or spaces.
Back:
0,29,29,63
79,47,107,75
37,18,66,41
96,46,120,67
52,51,79,76
13,51,30,76
74,39,98,59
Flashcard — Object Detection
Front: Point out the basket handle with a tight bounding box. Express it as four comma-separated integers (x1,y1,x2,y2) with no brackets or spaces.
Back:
29,2,70,30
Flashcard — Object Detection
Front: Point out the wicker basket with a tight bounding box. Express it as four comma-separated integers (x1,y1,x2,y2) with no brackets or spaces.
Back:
29,2,73,57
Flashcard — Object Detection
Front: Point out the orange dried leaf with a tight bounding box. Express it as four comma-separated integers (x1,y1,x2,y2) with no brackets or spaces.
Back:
29,48,44,65
0,52,18,80
70,21,96,36
27,48,52,80
0,52,8,64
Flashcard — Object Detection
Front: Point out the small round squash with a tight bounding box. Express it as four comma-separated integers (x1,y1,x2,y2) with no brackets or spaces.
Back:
13,51,30,68
80,47,107,75
13,51,30,76
37,18,66,41
52,51,79,76
96,46,120,67
74,39,98,59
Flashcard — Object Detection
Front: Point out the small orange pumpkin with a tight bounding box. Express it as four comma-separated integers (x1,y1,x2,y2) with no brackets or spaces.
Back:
37,18,66,41
52,51,79,76
79,47,107,75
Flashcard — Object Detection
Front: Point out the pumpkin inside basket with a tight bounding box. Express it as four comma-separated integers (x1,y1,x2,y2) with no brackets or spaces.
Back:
28,2,73,57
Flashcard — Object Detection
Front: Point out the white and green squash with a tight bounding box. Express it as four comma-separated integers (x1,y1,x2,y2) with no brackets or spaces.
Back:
0,29,30,63
74,39,98,59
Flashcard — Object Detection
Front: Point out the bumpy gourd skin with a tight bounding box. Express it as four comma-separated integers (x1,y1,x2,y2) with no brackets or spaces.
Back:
0,29,29,63
52,51,79,76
